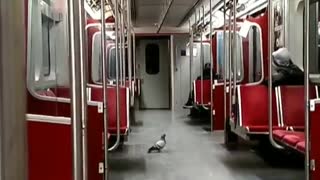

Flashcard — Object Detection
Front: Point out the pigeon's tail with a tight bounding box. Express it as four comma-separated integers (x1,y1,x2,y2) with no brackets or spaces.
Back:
148,146,160,153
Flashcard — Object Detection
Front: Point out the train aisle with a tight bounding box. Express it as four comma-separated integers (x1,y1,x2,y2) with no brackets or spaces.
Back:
109,110,303,180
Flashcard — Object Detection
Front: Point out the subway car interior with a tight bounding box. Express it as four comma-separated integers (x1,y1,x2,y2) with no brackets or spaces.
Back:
2,0,320,179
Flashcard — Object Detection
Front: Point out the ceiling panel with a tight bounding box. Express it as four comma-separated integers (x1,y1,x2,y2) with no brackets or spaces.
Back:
164,5,191,26
133,0,202,28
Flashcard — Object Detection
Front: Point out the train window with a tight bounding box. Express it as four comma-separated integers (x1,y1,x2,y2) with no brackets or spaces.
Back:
91,32,103,83
145,44,160,75
247,26,263,83
309,1,320,79
41,15,52,77
107,46,129,80
28,0,69,101
216,31,224,78
216,31,244,81
108,47,116,80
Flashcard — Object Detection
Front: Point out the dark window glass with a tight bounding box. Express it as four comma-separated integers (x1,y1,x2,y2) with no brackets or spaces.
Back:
145,44,159,74
107,47,132,80
108,48,116,79
42,15,52,77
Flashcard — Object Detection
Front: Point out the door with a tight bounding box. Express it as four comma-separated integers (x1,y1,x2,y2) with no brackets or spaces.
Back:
137,38,170,109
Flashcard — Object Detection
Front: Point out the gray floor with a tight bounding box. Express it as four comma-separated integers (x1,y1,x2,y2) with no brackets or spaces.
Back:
109,110,304,180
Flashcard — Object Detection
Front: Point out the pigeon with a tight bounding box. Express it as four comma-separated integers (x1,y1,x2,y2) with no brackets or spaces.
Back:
148,134,166,153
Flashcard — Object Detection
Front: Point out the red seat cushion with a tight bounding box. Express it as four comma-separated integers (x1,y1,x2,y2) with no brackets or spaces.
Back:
282,132,305,146
273,130,305,140
296,141,305,153
273,130,290,140
108,128,128,135
246,126,285,133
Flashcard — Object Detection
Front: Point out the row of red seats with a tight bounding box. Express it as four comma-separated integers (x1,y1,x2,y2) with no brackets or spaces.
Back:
235,85,318,154
271,86,315,153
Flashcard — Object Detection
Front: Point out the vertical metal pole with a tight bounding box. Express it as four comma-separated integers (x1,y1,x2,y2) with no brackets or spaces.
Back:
68,0,84,178
232,0,237,104
200,6,204,105
209,0,213,131
100,0,109,178
119,4,123,86
109,0,121,151
79,0,88,179
304,0,310,179
193,14,196,93
189,20,194,96
228,3,232,120
133,31,136,85
268,0,283,149
127,0,132,93
170,35,175,111
122,0,126,86
223,0,228,142
0,1,27,179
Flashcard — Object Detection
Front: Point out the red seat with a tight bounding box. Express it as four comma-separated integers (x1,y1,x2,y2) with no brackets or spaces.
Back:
296,141,305,153
273,130,289,140
238,85,280,134
54,87,70,98
278,86,316,130
273,129,306,140
89,85,129,135
212,84,227,130
246,126,285,133
272,86,316,153
282,132,305,147
108,128,128,134
194,80,211,106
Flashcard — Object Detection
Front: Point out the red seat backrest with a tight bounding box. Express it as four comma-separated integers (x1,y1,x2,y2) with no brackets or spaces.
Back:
89,85,128,133
213,84,228,130
279,86,316,128
54,87,70,98
238,85,279,127
106,86,128,132
194,80,211,105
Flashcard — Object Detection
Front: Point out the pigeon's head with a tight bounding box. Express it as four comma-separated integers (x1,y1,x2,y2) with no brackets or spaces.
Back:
161,134,166,140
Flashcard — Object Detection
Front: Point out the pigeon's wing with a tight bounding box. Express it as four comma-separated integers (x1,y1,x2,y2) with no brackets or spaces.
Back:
155,140,166,149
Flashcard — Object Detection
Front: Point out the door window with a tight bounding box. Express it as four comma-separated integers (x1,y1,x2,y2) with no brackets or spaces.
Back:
145,44,160,75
